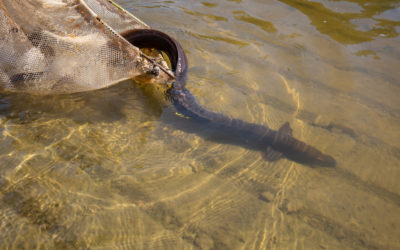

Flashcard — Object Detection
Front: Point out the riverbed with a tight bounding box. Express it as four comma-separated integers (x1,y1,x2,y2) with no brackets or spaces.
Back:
0,0,399,249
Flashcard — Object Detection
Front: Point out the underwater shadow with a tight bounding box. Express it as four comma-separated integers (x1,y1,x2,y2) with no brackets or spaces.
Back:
0,80,164,125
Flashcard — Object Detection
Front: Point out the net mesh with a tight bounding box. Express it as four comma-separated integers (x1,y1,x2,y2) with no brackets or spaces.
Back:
0,0,173,94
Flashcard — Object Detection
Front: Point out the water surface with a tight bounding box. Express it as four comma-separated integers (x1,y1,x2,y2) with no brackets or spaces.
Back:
1,0,399,249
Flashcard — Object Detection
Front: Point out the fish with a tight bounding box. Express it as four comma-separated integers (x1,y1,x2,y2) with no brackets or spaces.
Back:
122,29,336,167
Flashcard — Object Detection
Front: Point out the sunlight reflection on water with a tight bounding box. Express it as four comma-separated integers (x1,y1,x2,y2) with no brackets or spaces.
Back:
0,0,399,249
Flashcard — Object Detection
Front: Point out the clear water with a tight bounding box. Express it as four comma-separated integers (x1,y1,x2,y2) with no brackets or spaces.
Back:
1,0,399,249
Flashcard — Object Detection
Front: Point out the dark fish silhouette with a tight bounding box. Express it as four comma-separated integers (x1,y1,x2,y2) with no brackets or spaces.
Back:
123,29,336,167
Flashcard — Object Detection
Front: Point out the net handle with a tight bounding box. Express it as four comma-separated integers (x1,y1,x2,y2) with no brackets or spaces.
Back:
105,0,150,28
79,0,175,79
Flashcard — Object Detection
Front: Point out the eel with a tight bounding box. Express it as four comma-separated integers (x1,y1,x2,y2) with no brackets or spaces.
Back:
122,29,336,167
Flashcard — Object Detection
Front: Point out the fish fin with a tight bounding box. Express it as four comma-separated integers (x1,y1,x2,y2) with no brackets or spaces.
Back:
278,122,293,136
263,147,282,162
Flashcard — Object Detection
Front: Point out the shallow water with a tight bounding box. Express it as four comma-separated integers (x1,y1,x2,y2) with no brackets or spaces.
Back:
1,0,400,249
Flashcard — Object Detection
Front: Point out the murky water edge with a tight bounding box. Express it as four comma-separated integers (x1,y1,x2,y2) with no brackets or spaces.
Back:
1,0,400,249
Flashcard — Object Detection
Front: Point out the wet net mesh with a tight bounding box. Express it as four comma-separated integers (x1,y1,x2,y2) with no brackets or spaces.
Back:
0,0,173,94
